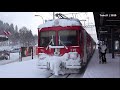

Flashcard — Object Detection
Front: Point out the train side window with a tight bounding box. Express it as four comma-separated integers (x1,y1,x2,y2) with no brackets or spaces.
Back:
79,31,83,46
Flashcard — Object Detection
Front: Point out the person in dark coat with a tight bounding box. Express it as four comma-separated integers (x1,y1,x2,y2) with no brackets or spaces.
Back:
100,43,107,64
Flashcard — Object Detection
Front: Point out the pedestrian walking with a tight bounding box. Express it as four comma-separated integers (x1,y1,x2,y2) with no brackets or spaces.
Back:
100,43,107,64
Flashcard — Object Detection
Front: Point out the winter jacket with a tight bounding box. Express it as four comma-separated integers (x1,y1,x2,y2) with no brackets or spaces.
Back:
100,45,107,53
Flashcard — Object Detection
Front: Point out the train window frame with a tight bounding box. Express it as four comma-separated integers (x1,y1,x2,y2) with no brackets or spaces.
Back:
58,30,78,46
79,30,83,46
40,31,56,47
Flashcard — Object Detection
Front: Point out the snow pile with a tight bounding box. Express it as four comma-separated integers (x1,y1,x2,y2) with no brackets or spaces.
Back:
69,52,78,60
65,54,81,69
60,53,69,61
48,52,81,75
37,53,50,69
49,56,62,76
38,52,81,75
38,54,63,76
38,19,82,29
0,46,12,51
38,53,70,76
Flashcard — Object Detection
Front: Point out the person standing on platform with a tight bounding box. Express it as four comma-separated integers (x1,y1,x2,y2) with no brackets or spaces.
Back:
100,43,107,64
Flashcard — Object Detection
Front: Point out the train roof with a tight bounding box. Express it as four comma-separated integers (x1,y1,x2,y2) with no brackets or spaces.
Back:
38,18,82,29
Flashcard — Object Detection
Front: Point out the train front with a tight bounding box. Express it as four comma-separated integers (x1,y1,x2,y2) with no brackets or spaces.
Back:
37,18,83,74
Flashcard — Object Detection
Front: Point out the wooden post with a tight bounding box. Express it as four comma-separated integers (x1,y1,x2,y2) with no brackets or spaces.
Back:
32,47,33,59
9,51,10,60
20,47,22,61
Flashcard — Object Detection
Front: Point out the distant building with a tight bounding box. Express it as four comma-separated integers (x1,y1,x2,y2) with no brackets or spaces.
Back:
0,35,8,42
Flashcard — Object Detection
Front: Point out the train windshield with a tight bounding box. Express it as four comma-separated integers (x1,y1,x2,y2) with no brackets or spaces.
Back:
40,31,56,47
58,30,78,46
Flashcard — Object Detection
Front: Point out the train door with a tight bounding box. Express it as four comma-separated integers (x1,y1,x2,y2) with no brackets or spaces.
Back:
83,30,87,64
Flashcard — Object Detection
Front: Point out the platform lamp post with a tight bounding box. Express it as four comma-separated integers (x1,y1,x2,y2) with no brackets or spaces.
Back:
35,15,44,24
111,29,115,58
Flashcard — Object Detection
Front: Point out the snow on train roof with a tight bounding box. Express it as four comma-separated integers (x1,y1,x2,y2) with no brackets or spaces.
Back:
38,18,82,29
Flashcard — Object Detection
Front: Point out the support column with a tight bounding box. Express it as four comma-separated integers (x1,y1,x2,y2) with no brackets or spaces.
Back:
111,29,115,58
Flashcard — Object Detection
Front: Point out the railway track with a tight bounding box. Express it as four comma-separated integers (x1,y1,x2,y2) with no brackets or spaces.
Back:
48,73,83,78
47,55,91,78
47,65,86,78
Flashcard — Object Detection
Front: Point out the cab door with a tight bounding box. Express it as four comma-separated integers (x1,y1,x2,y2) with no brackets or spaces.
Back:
83,30,87,64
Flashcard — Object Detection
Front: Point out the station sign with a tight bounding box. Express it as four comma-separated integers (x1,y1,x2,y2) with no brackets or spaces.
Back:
100,14,117,17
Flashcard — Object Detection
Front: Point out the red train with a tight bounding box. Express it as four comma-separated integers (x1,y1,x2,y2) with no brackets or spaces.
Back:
37,15,96,72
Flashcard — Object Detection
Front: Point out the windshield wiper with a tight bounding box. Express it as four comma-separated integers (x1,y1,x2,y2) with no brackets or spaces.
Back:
46,35,54,50
59,36,68,49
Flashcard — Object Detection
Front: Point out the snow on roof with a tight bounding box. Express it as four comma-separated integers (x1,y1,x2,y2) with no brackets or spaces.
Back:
0,46,12,51
38,18,82,29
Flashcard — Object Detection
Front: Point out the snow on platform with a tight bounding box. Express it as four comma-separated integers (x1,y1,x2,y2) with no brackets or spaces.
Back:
0,53,38,65
0,56,51,78
83,49,120,78
0,49,119,78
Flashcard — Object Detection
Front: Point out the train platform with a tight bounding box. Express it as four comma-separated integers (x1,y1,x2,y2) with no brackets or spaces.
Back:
0,53,37,65
83,49,120,78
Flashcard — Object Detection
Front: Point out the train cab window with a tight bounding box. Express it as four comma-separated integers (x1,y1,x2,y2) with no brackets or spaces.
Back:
40,31,56,47
58,30,78,46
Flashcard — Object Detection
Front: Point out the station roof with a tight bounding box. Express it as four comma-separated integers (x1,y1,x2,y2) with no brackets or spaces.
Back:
93,12,120,41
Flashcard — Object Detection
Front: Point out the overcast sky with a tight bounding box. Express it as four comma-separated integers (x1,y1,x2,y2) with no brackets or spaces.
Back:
0,12,98,42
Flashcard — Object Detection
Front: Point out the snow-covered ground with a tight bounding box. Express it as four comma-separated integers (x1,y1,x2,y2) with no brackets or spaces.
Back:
0,49,119,78
0,45,21,53
0,57,51,78
83,50,120,78
0,46,12,51
0,53,19,65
